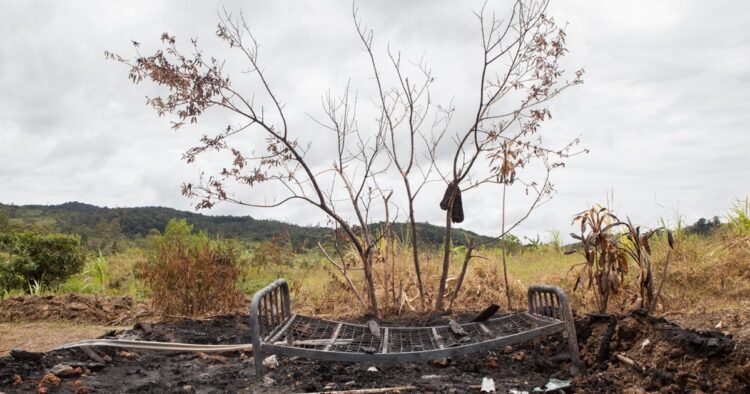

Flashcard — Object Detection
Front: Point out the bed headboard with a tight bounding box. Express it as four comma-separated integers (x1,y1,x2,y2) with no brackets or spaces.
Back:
249,278,292,343
527,284,571,322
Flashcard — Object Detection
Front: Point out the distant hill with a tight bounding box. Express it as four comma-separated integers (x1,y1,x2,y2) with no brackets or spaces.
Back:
0,202,496,249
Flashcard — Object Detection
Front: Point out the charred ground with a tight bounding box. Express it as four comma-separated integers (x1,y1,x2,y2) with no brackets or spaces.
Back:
1,306,748,393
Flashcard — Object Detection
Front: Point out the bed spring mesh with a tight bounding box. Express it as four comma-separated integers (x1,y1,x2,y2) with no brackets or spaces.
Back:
274,313,555,354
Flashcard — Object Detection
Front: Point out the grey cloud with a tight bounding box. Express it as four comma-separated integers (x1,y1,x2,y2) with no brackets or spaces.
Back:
1,0,749,242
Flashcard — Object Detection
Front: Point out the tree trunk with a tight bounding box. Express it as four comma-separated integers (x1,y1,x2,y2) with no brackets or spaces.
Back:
407,196,425,308
435,206,453,311
500,183,512,309
362,252,379,317
448,245,473,310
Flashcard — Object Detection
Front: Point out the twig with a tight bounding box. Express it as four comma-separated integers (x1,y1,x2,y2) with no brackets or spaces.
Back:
615,353,644,374
318,242,367,308
649,250,672,314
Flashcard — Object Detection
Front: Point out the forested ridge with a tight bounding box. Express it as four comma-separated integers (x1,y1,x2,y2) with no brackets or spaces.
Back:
0,202,495,249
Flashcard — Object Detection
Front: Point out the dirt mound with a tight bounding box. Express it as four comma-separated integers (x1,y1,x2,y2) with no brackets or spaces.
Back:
574,310,749,393
0,294,150,325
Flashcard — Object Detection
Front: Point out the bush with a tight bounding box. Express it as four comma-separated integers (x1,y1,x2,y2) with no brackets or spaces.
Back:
727,197,750,237
0,232,86,292
143,219,243,316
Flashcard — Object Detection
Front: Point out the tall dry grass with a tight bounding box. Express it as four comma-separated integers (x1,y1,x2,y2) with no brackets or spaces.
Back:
290,244,575,318
286,227,750,318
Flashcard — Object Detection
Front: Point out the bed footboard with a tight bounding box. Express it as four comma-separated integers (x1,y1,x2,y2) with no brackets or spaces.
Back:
527,284,582,371
250,278,292,376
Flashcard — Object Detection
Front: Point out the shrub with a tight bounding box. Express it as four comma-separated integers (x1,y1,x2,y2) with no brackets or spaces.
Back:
727,197,750,237
143,219,243,316
82,250,110,293
0,232,86,292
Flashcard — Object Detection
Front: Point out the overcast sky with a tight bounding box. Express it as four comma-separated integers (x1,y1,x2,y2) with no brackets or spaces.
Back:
1,0,748,241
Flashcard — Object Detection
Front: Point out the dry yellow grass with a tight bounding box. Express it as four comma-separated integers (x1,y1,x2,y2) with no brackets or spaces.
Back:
285,229,750,318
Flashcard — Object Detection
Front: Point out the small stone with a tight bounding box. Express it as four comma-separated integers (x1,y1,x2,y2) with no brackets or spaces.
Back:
116,351,137,360
39,372,61,386
324,382,337,390
197,373,211,381
262,355,279,369
262,376,276,386
512,351,526,361
503,345,513,354
430,358,450,367
366,366,378,373
69,303,88,311
361,346,377,354
421,374,441,380
49,364,74,376
480,377,496,392
136,322,153,334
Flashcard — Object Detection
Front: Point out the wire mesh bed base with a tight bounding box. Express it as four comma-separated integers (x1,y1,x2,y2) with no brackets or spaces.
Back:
250,279,581,378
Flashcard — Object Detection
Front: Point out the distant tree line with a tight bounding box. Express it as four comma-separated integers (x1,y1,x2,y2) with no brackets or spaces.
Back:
684,216,722,236
0,202,496,252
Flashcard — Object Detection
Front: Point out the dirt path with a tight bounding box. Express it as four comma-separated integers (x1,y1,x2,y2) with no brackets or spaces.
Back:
0,322,129,357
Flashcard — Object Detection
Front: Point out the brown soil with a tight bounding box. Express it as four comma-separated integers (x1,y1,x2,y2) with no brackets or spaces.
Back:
573,311,749,393
0,310,747,393
0,294,151,325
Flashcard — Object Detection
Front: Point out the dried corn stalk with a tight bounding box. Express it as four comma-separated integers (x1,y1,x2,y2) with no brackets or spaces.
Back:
570,206,674,313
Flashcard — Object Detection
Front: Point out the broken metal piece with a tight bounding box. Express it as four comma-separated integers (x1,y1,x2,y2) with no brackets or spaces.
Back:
448,319,468,337
472,304,500,322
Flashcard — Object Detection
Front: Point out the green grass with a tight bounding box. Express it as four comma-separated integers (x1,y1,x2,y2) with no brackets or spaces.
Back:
56,247,147,298
500,248,579,286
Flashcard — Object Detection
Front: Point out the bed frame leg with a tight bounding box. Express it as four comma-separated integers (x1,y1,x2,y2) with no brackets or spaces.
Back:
559,293,583,375
254,348,264,378
250,292,264,378
564,319,582,375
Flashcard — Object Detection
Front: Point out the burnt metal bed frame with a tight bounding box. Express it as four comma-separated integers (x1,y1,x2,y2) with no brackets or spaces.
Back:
249,279,581,378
